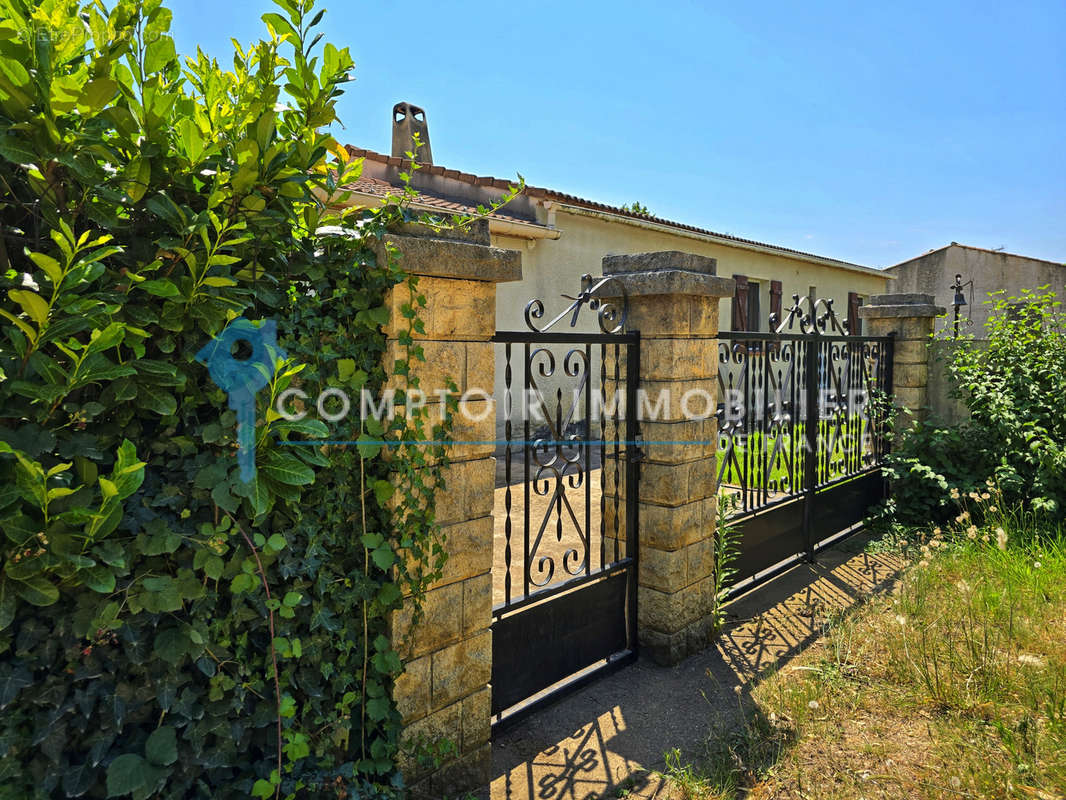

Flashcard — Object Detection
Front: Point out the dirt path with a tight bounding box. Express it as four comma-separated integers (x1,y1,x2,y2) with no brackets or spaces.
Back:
488,533,904,800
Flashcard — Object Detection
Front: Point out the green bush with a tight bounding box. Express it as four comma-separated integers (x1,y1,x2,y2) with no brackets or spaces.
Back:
885,287,1066,524
0,0,453,796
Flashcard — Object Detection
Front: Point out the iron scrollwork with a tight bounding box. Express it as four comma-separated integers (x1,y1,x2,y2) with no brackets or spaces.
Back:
719,295,892,519
524,273,629,334
770,294,852,335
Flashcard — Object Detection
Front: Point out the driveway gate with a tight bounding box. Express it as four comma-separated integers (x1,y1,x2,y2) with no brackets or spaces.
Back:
716,295,895,590
491,276,639,728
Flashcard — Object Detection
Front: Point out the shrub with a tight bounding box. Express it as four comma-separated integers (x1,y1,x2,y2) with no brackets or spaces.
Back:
0,0,455,796
885,287,1066,524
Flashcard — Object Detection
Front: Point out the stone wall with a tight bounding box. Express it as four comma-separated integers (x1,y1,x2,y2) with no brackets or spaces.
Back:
858,293,945,425
599,252,734,665
381,221,520,796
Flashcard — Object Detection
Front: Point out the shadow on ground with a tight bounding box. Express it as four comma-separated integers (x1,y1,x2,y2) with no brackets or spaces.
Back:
489,533,903,800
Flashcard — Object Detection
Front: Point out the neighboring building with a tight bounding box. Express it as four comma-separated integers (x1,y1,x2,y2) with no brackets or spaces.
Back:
887,243,1066,337
888,242,1065,424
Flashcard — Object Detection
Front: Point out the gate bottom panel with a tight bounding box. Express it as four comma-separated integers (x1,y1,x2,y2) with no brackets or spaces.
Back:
491,570,631,717
731,497,806,584
729,469,886,586
811,470,885,544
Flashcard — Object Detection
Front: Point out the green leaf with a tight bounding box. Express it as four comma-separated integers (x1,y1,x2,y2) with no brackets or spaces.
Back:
12,574,58,606
251,779,275,799
0,579,14,631
123,157,151,203
27,251,62,284
79,77,119,109
106,753,160,797
248,477,271,517
2,514,37,544
93,540,127,568
153,627,188,665
144,35,176,73
202,276,237,287
261,454,314,486
229,572,255,595
366,696,391,722
356,433,382,459
0,134,35,165
372,480,394,505
138,385,176,416
86,323,126,354
0,308,36,341
84,566,116,594
371,544,395,570
266,533,286,551
8,289,48,327
178,117,204,163
138,279,180,298
144,726,177,766
211,482,239,513
0,664,32,709
261,12,297,39
273,418,329,438
336,358,356,381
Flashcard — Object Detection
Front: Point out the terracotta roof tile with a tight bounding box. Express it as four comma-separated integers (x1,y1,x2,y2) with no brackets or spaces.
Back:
342,175,535,226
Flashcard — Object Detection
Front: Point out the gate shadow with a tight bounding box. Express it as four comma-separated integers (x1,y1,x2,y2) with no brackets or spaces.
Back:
489,533,904,800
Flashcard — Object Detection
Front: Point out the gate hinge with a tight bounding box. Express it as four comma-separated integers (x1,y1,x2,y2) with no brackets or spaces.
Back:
628,433,645,463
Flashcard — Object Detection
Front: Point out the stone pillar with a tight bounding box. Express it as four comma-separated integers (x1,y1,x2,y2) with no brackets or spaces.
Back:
599,251,735,666
379,221,521,796
857,293,945,425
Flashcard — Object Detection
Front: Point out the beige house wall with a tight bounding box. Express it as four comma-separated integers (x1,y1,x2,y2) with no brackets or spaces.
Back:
490,207,892,436
494,207,891,336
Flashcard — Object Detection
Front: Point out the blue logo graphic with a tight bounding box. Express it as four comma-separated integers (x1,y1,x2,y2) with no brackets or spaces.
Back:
195,318,286,481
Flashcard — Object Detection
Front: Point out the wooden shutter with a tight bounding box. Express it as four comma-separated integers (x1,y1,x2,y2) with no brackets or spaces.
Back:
769,280,783,328
732,274,749,332
847,291,861,335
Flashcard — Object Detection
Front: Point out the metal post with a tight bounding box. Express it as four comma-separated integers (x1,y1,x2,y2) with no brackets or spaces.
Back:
624,333,641,655
803,337,818,561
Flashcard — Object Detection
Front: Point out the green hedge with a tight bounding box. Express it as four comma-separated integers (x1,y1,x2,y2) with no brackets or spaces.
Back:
0,0,450,796
884,288,1066,525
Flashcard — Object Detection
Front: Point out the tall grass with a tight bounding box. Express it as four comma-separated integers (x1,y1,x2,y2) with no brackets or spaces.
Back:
667,493,1066,799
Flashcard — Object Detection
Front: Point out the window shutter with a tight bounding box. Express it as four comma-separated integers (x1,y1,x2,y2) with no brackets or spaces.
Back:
732,274,749,332
847,292,861,335
770,280,783,328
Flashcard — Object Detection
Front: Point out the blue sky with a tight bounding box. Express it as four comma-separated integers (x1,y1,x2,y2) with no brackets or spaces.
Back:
169,0,1066,268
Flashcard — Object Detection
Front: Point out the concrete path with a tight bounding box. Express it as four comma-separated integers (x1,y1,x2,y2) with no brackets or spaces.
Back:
488,533,903,800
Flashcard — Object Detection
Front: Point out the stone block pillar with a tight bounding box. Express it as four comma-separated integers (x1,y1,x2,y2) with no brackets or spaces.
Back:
379,221,521,796
857,293,945,426
599,251,735,665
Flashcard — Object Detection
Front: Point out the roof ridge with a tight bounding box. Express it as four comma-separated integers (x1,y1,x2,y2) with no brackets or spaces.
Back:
343,145,878,271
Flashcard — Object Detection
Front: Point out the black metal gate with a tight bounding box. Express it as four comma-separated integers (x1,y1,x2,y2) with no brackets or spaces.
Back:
490,276,640,729
716,295,894,591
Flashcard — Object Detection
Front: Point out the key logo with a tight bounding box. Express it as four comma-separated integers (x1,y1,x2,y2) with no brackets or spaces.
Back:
195,318,286,481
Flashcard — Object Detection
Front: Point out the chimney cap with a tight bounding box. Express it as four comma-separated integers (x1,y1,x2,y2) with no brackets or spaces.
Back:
391,101,433,164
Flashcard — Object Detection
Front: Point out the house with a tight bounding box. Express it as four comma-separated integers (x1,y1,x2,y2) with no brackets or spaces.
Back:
886,243,1066,337
342,104,893,337
338,104,895,437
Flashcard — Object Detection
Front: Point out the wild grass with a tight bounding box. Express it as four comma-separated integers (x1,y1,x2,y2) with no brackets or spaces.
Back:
663,488,1066,799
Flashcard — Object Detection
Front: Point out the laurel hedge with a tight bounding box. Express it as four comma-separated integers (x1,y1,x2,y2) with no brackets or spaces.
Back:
0,0,451,796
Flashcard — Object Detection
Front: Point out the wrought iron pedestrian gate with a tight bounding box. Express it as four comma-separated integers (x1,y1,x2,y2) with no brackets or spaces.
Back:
716,295,894,590
490,276,639,728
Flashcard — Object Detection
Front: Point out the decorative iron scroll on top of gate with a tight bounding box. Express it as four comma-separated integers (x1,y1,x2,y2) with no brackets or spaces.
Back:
770,294,853,335
524,273,629,334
